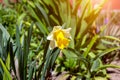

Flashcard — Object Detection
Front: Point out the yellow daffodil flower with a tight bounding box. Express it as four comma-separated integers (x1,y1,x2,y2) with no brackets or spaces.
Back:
47,26,71,49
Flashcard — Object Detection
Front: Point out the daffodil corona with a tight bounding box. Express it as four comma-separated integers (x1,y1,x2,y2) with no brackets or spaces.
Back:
47,26,71,49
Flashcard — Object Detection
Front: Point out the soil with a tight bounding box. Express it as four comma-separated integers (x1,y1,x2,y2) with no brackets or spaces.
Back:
107,59,120,80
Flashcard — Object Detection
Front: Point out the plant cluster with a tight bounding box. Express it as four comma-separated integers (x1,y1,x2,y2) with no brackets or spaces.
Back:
0,0,120,80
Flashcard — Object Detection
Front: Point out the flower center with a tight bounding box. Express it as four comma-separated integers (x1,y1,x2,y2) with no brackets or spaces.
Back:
54,30,70,49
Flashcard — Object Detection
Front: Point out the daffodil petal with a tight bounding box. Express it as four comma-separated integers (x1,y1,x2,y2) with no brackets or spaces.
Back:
63,28,72,39
53,26,62,31
49,40,56,49
47,33,54,40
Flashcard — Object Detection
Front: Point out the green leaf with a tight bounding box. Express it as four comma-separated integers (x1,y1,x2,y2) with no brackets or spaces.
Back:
96,42,107,50
50,48,60,67
26,4,49,35
27,1,35,8
101,39,116,45
88,52,96,58
94,77,107,80
40,48,51,80
63,48,89,68
72,0,82,14
75,0,90,39
28,61,36,80
23,23,33,80
9,42,16,75
3,53,10,80
17,13,26,26
91,59,102,72
63,49,77,58
16,26,21,57
0,29,2,45
35,3,50,27
0,24,12,42
95,47,120,59
5,53,10,70
81,34,88,46
41,48,60,80
64,58,77,69
83,35,99,58
0,58,12,80
98,64,120,70
102,36,120,42
15,26,24,80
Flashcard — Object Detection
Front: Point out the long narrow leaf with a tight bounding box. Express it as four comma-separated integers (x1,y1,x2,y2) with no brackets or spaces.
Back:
0,58,12,80
83,35,99,58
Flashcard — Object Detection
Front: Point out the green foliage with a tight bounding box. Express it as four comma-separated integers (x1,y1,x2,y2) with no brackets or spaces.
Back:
0,0,120,80
0,57,12,80
0,5,16,37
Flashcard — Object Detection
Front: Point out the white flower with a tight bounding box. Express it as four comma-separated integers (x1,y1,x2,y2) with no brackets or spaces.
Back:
47,26,71,49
